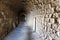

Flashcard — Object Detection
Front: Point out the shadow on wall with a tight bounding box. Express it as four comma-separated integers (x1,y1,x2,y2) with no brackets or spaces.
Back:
18,8,27,23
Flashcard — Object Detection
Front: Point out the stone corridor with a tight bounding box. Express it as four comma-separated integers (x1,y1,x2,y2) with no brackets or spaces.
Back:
4,22,41,40
1,0,60,40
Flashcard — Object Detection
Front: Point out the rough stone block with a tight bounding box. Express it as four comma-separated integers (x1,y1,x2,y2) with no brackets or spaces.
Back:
57,31,60,37
52,24,58,30
56,6,60,12
54,13,58,17
45,18,50,22
58,13,60,17
57,18,60,24
50,18,55,24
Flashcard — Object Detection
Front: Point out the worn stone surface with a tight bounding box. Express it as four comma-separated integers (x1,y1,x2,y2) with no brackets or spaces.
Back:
0,0,29,39
25,0,60,40
0,1,19,40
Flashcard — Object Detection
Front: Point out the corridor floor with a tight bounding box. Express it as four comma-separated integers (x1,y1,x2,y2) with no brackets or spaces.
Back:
4,23,40,40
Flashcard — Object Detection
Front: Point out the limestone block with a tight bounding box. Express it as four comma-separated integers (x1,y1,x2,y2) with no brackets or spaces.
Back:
58,13,60,17
43,0,51,4
49,36,52,40
57,18,60,24
52,29,57,34
50,34,56,39
38,0,43,3
56,6,60,12
38,4,42,9
45,14,49,18
45,18,50,22
57,25,60,31
51,7,54,13
47,4,54,14
50,18,55,24
52,24,58,30
57,31,60,37
49,14,53,18
46,7,54,14
46,9,51,14
48,28,53,34
53,13,56,18
47,23,51,28
33,0,38,5
53,13,58,17
51,0,59,7
57,0,60,6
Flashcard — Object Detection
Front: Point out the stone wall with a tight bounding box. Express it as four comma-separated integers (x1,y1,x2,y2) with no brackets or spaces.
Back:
0,0,28,40
0,1,19,40
25,0,60,40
